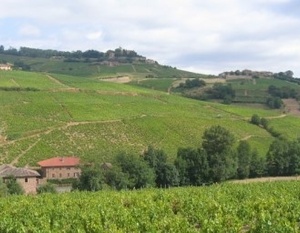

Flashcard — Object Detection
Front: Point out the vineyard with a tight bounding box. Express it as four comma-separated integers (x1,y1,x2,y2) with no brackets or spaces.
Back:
0,71,299,166
1,181,300,232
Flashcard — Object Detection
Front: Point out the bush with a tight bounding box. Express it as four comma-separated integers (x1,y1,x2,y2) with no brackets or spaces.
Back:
37,183,57,194
250,114,260,125
6,177,24,195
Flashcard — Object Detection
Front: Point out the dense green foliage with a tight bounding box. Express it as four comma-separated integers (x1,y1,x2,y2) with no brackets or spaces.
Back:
177,78,206,89
4,177,24,195
37,183,57,194
1,182,300,232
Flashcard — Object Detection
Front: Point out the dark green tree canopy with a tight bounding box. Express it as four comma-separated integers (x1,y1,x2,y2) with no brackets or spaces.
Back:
202,125,235,155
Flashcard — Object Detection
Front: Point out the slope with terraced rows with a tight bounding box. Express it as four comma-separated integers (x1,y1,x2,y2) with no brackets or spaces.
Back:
0,71,299,166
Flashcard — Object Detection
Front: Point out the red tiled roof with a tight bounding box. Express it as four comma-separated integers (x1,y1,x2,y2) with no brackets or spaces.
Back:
38,157,80,167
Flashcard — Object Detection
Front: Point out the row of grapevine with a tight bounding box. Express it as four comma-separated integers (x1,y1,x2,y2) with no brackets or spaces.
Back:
0,181,300,232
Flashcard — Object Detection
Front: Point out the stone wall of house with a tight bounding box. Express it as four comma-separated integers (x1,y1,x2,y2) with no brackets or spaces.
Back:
17,177,38,194
42,166,81,179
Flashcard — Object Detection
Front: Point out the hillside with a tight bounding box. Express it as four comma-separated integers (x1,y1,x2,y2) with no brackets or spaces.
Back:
0,70,299,167
0,47,203,79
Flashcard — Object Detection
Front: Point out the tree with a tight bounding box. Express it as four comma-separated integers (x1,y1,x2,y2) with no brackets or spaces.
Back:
266,97,283,109
249,149,265,178
103,166,129,190
260,117,269,129
175,147,209,186
202,125,235,155
5,176,24,195
143,146,179,188
72,165,105,191
287,140,300,175
115,153,155,189
266,139,290,176
236,141,251,179
250,114,260,126
202,125,237,182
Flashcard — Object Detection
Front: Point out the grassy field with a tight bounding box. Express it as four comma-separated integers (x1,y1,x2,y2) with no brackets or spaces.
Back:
1,181,300,232
0,70,298,166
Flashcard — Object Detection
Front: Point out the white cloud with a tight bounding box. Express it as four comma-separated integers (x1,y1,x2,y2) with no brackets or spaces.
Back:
1,0,300,76
19,25,40,37
86,31,102,40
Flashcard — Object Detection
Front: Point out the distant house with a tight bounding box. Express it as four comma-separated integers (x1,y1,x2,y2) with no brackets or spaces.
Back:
0,63,12,71
0,164,40,194
38,157,81,180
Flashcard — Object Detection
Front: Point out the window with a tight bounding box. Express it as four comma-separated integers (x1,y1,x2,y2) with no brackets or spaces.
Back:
25,178,28,183
52,174,55,178
59,173,62,178
67,173,70,177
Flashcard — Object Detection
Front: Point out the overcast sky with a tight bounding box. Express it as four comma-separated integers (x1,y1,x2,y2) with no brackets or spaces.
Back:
1,0,300,76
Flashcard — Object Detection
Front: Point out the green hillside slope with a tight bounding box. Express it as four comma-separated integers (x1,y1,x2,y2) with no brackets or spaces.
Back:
0,71,298,166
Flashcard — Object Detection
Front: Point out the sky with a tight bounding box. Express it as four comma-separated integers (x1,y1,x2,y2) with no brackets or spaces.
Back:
1,0,300,76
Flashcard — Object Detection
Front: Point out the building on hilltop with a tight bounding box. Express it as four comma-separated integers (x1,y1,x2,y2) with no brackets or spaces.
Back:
0,63,12,71
38,156,81,180
0,164,40,194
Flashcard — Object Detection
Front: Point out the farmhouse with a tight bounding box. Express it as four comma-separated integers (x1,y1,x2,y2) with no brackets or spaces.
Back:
0,63,12,71
0,164,40,194
38,156,81,180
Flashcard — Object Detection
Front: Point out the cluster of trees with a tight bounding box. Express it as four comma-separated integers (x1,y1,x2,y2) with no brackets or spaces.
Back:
266,97,283,109
0,45,143,63
203,83,235,104
273,71,300,85
266,84,300,109
177,78,206,89
266,138,300,176
250,114,282,138
72,125,268,192
268,85,298,99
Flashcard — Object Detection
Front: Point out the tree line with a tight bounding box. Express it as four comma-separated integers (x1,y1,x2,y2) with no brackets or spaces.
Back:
0,45,142,61
71,124,300,192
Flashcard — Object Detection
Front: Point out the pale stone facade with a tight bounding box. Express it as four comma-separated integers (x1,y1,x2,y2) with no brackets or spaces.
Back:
41,166,81,179
0,64,12,71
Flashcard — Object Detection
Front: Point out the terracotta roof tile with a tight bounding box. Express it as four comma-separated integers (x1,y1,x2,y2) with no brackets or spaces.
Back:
38,157,80,167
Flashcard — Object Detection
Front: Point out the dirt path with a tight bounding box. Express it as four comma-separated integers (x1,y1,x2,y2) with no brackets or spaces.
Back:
11,79,20,86
100,76,131,83
0,119,123,147
46,74,68,87
265,114,286,119
131,65,136,72
231,176,300,184
10,138,41,165
240,135,252,140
